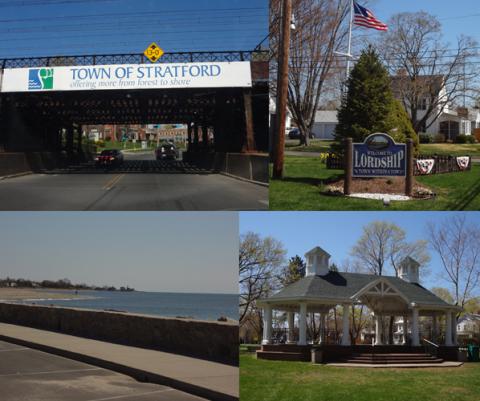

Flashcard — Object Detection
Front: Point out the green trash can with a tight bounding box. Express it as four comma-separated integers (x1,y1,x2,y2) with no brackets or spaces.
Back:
467,344,480,362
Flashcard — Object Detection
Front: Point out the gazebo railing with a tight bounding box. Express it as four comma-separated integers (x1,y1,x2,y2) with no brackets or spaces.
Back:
422,338,439,357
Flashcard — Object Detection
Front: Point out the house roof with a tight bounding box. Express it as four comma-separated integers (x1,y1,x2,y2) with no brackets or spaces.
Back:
264,271,455,309
458,313,480,323
314,110,338,123
390,74,444,99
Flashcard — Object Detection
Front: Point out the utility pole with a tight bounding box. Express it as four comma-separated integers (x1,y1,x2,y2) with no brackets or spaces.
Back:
272,0,292,179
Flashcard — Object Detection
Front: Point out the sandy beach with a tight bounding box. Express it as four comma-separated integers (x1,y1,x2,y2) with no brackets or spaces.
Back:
0,288,88,301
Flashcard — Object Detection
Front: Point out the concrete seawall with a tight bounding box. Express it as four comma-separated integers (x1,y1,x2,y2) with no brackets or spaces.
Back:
0,303,238,366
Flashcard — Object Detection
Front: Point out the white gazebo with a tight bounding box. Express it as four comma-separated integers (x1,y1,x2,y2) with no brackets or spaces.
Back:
257,246,462,363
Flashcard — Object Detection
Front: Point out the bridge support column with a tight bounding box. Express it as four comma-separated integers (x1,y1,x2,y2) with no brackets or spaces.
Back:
242,88,256,152
187,123,193,151
76,126,83,154
193,123,199,152
202,125,209,150
66,126,74,158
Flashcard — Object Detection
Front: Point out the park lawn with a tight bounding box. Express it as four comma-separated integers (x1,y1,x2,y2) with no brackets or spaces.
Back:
285,139,334,153
240,352,480,401
419,143,480,156
285,139,480,156
269,156,480,210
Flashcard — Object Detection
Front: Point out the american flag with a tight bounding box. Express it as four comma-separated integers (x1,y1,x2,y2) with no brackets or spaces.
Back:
353,2,388,31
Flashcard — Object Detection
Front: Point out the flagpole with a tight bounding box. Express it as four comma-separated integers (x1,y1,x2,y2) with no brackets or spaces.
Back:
346,0,354,81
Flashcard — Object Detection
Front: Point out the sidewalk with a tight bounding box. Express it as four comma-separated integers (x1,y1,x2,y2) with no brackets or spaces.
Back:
0,323,238,401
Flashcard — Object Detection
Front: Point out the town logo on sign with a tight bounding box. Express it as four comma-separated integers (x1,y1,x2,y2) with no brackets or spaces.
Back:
353,133,406,177
28,68,54,90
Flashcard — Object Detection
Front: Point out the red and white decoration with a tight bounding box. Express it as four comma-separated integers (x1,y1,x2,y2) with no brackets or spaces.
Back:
456,156,470,170
416,159,435,175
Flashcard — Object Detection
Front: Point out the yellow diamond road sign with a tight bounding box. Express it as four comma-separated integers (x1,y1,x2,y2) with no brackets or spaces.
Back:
144,42,164,63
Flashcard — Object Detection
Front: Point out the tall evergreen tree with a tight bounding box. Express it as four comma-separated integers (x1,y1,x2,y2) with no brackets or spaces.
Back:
333,46,417,153
279,255,306,287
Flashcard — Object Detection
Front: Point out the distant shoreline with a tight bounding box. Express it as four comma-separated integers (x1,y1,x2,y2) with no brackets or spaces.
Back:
0,288,94,302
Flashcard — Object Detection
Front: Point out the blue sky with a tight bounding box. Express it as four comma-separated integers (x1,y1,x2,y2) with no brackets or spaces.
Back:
0,0,268,59
0,212,238,294
239,212,480,295
356,1,480,46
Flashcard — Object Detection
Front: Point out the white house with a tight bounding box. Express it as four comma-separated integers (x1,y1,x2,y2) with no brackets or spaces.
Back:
457,313,480,341
311,111,338,140
390,74,480,140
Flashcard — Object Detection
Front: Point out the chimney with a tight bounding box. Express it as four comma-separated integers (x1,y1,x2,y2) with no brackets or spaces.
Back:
304,246,331,276
398,257,420,284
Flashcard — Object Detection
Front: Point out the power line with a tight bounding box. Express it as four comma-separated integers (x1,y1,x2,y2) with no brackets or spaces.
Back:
0,7,267,24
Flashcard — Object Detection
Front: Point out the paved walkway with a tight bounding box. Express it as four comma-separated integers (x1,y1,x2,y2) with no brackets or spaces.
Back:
0,323,238,401
0,340,204,401
327,362,463,368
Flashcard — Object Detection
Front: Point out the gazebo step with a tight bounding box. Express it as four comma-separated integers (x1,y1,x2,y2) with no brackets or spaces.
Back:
256,351,310,362
352,353,437,359
342,358,444,364
261,344,311,353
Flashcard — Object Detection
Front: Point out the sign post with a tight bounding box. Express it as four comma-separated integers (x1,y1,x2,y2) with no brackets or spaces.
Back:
405,139,413,196
344,138,353,195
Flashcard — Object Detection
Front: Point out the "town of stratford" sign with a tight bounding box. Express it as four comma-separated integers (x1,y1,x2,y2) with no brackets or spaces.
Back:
352,133,406,177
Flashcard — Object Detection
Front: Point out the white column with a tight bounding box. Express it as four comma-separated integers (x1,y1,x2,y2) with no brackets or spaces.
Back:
402,315,408,345
452,313,458,345
412,308,420,346
445,311,453,346
287,312,295,344
298,303,307,346
375,315,382,345
341,304,351,346
432,315,438,342
319,313,324,344
262,305,272,345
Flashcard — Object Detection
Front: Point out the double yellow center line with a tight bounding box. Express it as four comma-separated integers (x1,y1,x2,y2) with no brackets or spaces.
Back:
103,174,124,190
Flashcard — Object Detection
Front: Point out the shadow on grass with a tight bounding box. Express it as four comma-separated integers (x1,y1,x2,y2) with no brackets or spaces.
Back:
447,177,480,210
274,174,344,187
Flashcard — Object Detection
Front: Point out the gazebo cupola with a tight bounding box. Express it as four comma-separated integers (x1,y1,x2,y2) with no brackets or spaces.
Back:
305,246,331,276
398,256,420,284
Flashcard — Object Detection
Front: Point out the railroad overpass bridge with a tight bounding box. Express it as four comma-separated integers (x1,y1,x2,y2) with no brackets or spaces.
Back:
0,50,269,179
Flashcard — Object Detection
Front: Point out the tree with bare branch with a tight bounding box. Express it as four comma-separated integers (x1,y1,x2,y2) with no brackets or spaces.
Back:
270,0,350,146
239,232,286,325
427,215,480,313
351,221,430,343
376,11,479,134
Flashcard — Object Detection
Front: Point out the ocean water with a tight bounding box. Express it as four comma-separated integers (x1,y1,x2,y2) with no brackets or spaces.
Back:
27,290,237,322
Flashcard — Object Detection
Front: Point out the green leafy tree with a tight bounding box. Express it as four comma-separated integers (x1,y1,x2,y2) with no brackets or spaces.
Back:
279,255,306,287
333,47,417,153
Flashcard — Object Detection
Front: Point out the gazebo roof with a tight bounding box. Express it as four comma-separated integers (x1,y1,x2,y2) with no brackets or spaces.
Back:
264,271,457,309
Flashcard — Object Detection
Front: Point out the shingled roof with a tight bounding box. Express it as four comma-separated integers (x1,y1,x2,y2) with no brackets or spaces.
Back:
265,271,454,308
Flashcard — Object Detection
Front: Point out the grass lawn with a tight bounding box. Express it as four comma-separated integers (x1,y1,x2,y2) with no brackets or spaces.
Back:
285,139,480,156
240,352,480,401
285,139,334,153
419,143,480,157
269,156,480,210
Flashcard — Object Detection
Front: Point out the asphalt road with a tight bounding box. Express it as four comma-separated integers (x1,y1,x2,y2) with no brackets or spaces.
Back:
0,152,268,210
0,340,206,401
